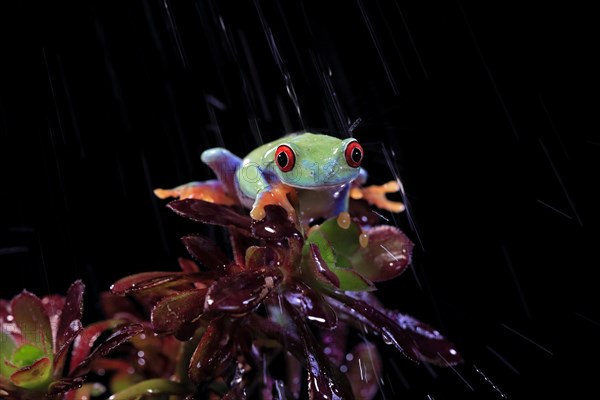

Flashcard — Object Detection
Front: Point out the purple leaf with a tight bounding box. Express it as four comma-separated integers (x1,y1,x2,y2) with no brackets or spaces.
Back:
188,318,234,383
384,310,463,366
284,280,337,330
353,225,413,282
327,292,462,366
69,320,122,374
168,199,252,231
321,321,349,366
181,235,233,274
307,243,340,288
55,281,85,357
283,300,355,400
347,342,382,400
151,289,207,334
111,271,210,296
251,205,301,241
204,267,282,315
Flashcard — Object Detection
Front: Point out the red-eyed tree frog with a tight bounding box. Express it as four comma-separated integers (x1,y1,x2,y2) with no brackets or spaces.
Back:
155,132,404,225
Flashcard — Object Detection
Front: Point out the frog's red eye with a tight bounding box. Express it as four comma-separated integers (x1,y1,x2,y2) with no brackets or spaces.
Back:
345,141,363,168
275,145,295,172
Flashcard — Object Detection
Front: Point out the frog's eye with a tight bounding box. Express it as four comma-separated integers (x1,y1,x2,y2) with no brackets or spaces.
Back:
275,144,295,172
344,140,363,168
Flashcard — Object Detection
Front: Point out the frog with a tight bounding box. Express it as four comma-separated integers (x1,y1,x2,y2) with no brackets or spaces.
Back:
154,132,404,226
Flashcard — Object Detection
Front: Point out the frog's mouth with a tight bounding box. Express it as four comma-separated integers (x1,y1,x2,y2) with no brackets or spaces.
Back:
283,180,355,190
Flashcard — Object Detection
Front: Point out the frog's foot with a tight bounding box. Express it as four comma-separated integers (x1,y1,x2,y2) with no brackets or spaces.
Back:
250,185,297,221
350,180,405,213
154,180,237,206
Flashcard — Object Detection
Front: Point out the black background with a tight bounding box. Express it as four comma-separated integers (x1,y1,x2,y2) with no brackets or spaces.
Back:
1,1,598,399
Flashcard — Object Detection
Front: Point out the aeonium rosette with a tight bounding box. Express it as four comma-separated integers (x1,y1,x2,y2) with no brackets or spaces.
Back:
110,197,463,399
0,281,143,400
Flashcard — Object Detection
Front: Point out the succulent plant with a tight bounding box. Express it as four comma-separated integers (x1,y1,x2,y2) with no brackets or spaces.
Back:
0,281,144,400
110,197,463,399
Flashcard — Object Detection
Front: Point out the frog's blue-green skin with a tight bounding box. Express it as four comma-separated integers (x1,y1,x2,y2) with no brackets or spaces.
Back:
201,132,366,224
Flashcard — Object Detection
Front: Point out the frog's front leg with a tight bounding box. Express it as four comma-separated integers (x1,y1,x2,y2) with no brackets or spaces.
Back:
236,160,296,221
350,178,405,213
153,180,236,205
153,148,241,205
251,184,297,221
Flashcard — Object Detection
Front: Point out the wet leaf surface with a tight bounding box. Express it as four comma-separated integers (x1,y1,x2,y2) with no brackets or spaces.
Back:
188,319,233,383
111,271,210,296
284,300,355,400
168,199,252,230
284,280,337,330
251,205,300,241
151,289,207,334
328,292,462,366
346,342,381,400
181,235,232,273
204,267,282,315
55,280,85,357
70,323,145,377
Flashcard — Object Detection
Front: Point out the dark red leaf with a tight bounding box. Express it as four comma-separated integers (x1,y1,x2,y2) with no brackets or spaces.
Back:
284,280,337,330
151,289,207,334
245,246,276,270
69,320,121,374
251,205,301,241
181,235,232,273
321,321,349,366
308,243,340,288
347,342,382,400
56,281,85,354
47,376,85,395
70,323,144,377
283,300,355,400
188,319,234,383
384,310,463,366
10,291,52,352
168,199,252,230
111,271,211,296
354,225,413,282
327,292,462,366
204,267,282,315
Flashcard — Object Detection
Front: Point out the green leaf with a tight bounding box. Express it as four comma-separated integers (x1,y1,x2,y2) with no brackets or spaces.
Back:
309,217,414,284
11,344,44,368
331,268,376,292
305,221,375,291
0,331,17,377
10,356,52,390
108,379,189,400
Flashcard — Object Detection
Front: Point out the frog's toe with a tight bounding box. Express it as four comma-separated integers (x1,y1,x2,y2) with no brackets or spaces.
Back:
154,180,236,205
353,180,405,213
153,188,178,199
250,186,296,221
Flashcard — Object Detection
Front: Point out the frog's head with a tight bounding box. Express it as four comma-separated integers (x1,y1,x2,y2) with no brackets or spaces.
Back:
264,133,363,189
